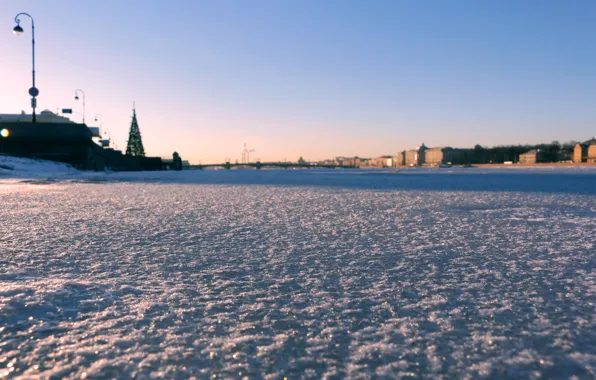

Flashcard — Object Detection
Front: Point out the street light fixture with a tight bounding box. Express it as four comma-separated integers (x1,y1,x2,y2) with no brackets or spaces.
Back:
94,114,110,147
74,89,86,124
94,114,102,128
13,13,38,123
0,129,9,156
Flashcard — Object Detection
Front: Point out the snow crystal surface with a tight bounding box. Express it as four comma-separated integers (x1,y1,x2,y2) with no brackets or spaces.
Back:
1,166,596,378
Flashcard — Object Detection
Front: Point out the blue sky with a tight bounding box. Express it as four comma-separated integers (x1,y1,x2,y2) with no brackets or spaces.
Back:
2,0,596,163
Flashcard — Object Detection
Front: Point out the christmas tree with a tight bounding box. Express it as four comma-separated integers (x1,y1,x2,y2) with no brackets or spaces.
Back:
125,104,145,157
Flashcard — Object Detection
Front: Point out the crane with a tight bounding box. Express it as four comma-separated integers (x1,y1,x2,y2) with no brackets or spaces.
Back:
241,143,256,164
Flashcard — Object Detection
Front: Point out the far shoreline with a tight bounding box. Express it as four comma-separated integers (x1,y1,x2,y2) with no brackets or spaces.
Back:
466,162,596,169
390,162,596,170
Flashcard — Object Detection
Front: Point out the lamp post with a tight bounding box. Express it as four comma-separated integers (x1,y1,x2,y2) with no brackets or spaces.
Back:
13,13,38,123
94,114,105,143
95,115,110,147
74,89,86,124
94,114,102,129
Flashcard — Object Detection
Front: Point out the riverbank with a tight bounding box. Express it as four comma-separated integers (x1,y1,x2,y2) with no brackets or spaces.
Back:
392,162,596,170
471,162,596,169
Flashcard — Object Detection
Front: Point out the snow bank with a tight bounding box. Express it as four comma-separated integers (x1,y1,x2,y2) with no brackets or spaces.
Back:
0,155,80,178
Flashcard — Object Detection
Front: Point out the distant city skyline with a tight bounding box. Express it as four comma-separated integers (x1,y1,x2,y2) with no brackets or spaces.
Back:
2,0,596,164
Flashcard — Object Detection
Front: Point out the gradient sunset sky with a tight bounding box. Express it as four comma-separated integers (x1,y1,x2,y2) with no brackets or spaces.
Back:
2,0,596,164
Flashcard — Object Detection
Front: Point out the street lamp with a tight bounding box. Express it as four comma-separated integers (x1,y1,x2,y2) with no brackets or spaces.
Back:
74,89,86,124
13,13,38,123
94,114,102,129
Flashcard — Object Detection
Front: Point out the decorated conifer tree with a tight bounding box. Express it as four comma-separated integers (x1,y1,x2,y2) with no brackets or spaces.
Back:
125,104,145,157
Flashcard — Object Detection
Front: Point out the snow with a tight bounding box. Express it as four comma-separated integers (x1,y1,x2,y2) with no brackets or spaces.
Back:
0,156,79,178
1,156,596,378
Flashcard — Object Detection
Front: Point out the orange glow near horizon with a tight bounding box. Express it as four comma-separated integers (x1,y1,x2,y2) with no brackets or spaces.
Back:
2,2,596,165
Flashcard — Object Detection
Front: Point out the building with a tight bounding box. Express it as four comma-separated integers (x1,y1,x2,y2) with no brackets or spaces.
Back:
573,138,596,163
519,149,546,164
396,151,406,166
0,110,100,137
589,145,596,163
574,143,586,163
424,147,470,166
334,156,359,167
0,120,93,166
162,152,186,170
376,156,393,168
1,114,162,171
358,158,372,167
357,156,393,168
0,110,74,124
405,143,427,166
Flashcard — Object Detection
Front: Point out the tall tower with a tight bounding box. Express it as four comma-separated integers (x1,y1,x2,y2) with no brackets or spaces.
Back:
125,103,145,157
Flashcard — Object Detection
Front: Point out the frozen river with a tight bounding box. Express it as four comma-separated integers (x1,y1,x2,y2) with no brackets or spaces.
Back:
1,168,595,378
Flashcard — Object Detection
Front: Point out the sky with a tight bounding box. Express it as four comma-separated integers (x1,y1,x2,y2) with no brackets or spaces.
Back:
2,0,596,164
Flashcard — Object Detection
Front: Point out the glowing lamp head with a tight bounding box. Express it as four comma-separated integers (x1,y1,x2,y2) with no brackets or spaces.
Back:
13,24,24,35
0,129,10,138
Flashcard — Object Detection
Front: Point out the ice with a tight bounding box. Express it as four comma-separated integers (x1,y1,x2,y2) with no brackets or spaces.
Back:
1,163,596,377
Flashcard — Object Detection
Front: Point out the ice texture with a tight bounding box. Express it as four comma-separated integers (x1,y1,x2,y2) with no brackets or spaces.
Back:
1,167,596,378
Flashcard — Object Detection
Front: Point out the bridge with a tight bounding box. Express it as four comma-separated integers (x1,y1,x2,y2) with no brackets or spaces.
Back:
190,162,357,170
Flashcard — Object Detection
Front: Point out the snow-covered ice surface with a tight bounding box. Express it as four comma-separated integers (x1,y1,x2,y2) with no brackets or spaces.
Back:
1,160,596,378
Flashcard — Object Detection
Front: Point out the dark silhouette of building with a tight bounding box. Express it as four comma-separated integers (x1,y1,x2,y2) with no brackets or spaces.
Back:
0,121,162,171
172,152,182,170
162,152,186,170
0,121,92,165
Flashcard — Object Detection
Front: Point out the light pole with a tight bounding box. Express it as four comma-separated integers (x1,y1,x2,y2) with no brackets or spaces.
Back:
13,13,38,123
95,114,109,146
94,114,102,129
74,89,86,124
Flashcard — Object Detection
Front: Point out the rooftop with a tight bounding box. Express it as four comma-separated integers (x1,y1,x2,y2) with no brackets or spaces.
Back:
0,110,76,124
